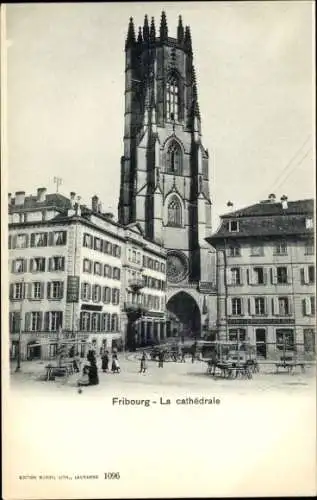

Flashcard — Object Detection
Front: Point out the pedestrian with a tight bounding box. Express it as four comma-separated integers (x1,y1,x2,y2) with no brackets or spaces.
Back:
77,365,90,387
181,347,186,363
101,350,109,373
139,351,147,373
88,358,99,385
87,348,95,364
158,349,164,368
191,343,197,364
111,353,120,373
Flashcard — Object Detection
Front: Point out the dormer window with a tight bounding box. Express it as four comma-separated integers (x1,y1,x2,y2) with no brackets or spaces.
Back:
228,220,239,232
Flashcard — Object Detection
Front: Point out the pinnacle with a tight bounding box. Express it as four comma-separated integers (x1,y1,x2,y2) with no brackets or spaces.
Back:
160,10,168,41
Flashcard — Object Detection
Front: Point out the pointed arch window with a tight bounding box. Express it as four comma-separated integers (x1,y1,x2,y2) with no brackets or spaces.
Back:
166,141,182,175
167,196,182,227
166,77,179,121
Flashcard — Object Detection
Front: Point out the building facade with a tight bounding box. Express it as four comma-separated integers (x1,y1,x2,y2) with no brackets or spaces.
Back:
206,196,315,358
8,188,167,360
118,12,217,337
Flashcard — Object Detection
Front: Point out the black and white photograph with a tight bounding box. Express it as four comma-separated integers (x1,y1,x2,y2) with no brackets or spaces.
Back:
2,2,316,498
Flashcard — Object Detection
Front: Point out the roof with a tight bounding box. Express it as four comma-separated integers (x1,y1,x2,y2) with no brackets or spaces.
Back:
222,199,314,218
10,193,71,212
206,199,315,244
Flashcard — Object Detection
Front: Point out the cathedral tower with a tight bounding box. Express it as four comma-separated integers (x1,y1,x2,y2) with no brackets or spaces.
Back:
118,13,216,337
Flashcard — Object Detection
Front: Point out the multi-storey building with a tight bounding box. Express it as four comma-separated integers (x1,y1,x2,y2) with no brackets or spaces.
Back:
8,188,167,360
206,196,315,358
117,12,217,338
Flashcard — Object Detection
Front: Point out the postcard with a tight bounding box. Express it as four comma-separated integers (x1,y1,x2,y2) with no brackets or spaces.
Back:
2,2,316,498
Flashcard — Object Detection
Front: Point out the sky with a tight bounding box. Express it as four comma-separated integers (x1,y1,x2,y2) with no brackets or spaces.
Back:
5,1,315,230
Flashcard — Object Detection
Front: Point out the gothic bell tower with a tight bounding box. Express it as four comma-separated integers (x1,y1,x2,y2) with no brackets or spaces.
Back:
118,12,216,330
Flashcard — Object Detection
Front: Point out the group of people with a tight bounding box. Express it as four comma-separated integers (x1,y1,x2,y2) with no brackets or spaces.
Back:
77,348,121,387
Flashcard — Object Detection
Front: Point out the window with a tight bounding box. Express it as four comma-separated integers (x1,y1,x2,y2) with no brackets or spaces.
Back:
305,217,313,229
166,141,182,174
45,311,62,331
111,313,119,332
229,329,246,342
231,298,242,316
228,245,240,257
303,297,315,316
166,77,179,121
52,231,66,245
83,259,92,273
12,258,26,273
12,282,24,300
278,297,290,316
9,312,21,333
16,234,28,248
228,220,239,232
230,268,241,285
49,256,65,271
83,233,93,248
80,312,90,331
136,252,141,264
32,282,43,299
132,250,136,263
94,237,102,251
29,312,42,331
167,196,182,227
94,262,102,276
30,258,45,272
104,241,112,254
274,241,287,255
81,282,91,301
304,329,316,354
254,297,265,315
305,240,314,255
91,313,100,331
250,245,264,256
308,266,315,283
113,267,121,280
300,266,315,285
276,329,294,351
103,287,111,304
113,244,121,258
112,288,120,305
277,267,288,284
161,263,165,273
31,232,48,247
104,265,112,278
92,285,101,302
47,281,64,300
249,267,265,285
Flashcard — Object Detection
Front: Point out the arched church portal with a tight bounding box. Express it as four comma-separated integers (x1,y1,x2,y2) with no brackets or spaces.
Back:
166,292,201,338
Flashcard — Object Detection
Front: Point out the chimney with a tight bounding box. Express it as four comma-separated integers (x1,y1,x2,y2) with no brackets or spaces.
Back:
281,195,288,210
97,201,102,213
70,192,76,208
8,193,12,204
92,195,99,212
15,191,25,206
268,193,276,203
37,187,47,203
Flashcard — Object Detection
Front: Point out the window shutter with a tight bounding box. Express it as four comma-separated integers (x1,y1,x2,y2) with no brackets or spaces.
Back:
25,312,31,331
303,266,309,285
48,258,52,271
263,268,268,285
81,283,85,300
22,282,26,299
43,233,48,246
250,298,256,316
264,297,268,315
227,299,232,316
25,234,29,247
30,234,35,247
12,235,17,248
8,235,12,249
60,282,64,299
27,283,32,299
44,312,50,331
300,268,305,284
273,297,279,315
286,266,292,284
47,282,51,299
23,259,27,272
40,282,45,299
9,284,14,299
9,312,14,332
288,298,293,315
38,312,43,331
240,298,245,315
239,268,244,285
271,268,278,285
226,269,232,286
62,231,67,245
305,298,311,316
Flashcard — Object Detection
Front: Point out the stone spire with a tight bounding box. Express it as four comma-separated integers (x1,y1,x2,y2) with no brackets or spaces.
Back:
125,17,136,50
143,14,150,43
160,11,168,41
137,26,143,44
184,25,192,54
150,16,156,43
177,15,184,44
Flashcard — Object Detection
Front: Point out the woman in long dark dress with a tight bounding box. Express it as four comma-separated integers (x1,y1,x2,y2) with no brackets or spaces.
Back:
88,359,99,385
101,351,109,372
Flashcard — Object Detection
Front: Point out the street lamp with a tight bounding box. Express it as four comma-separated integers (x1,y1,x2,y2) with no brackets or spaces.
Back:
15,278,24,372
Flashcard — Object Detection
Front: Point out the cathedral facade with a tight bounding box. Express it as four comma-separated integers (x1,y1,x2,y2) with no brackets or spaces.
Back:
118,12,217,338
